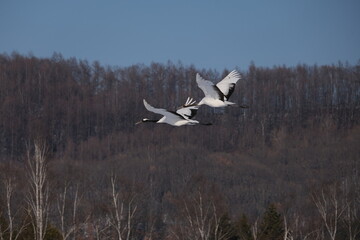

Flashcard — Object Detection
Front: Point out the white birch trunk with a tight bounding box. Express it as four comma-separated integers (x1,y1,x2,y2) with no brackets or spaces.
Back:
57,183,79,240
312,187,345,240
109,175,137,240
27,142,48,240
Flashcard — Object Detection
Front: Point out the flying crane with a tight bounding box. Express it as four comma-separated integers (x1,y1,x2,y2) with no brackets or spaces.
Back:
136,97,212,127
196,70,248,108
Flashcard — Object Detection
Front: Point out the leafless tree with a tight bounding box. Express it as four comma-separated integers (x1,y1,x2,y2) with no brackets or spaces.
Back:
183,191,212,240
26,141,49,240
283,216,293,240
342,199,360,240
170,189,230,240
312,186,345,240
56,183,81,240
109,175,138,240
0,178,27,240
340,178,360,240
211,209,235,240
91,218,111,240
251,218,259,240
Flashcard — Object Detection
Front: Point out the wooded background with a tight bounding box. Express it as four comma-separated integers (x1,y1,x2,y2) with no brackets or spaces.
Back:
0,53,359,239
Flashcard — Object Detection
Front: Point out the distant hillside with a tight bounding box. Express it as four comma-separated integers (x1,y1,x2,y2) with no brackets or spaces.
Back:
0,53,359,239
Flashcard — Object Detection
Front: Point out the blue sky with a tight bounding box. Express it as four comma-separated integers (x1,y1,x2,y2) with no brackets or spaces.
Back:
1,0,359,70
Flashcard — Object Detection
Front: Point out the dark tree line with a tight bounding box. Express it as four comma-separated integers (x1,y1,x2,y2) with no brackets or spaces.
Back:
0,52,360,239
1,53,359,158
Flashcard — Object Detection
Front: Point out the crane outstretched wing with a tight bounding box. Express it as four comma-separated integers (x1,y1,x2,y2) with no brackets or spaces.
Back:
143,99,187,123
143,99,168,116
196,73,223,100
215,70,241,100
176,97,199,119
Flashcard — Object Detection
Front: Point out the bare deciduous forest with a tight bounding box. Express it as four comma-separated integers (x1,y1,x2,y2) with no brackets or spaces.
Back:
0,52,360,239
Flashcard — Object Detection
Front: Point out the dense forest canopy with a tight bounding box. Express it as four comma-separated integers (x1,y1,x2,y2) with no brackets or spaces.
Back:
1,53,359,157
0,52,359,239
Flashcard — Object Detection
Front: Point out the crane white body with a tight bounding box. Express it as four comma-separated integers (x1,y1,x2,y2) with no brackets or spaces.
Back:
136,97,210,127
196,70,242,107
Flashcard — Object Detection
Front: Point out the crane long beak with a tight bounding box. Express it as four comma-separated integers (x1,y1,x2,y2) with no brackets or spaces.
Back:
135,121,143,125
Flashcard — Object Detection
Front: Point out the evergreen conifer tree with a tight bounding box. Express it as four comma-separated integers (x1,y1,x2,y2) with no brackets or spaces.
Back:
259,204,284,240
236,214,253,240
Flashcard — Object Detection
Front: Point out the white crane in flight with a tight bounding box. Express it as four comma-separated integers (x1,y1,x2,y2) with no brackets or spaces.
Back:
196,70,248,108
136,97,212,127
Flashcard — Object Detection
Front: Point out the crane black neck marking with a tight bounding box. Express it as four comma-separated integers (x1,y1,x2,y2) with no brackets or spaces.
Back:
145,119,160,123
